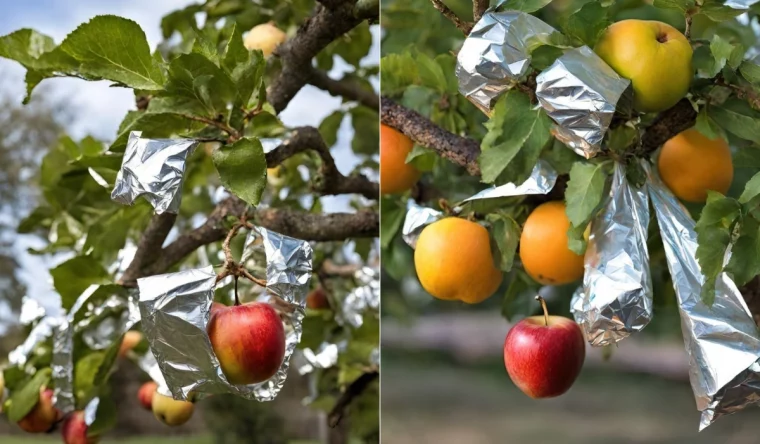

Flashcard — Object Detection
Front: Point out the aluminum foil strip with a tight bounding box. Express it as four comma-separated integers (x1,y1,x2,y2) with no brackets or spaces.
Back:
341,266,380,328
111,131,199,214
725,0,759,9
19,297,47,325
576,163,652,346
569,287,586,329
401,201,443,249
78,292,140,350
649,170,760,430
8,316,61,366
536,46,632,158
296,341,344,375
139,227,313,402
456,10,557,114
463,159,557,202
136,351,170,396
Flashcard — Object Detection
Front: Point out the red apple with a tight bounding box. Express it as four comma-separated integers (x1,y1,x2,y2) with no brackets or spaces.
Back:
138,381,158,410
207,302,286,385
18,387,58,433
503,296,585,398
306,288,330,310
61,410,99,444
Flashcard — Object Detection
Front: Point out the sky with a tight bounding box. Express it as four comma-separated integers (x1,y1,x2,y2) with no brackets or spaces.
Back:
0,0,380,317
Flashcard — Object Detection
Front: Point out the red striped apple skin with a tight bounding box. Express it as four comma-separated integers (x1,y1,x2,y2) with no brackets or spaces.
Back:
503,315,585,399
208,302,286,385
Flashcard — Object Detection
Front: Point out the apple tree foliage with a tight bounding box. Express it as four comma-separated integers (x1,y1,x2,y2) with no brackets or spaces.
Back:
0,0,379,440
380,0,760,325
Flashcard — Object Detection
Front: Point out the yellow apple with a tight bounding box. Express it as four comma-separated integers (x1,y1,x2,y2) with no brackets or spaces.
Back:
595,20,692,113
244,23,287,58
151,393,194,426
267,166,287,188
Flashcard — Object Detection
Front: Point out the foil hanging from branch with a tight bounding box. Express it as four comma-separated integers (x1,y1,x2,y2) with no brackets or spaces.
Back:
139,226,313,402
401,200,443,249
576,162,652,346
455,10,557,114
648,168,760,430
462,159,558,202
340,266,380,329
295,341,345,375
111,131,199,214
536,46,632,158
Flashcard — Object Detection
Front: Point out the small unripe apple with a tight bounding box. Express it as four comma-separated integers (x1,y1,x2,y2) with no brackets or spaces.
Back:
18,387,59,433
267,166,287,188
306,288,330,310
151,393,194,426
207,302,286,385
61,410,99,444
244,23,286,58
119,331,143,357
503,296,585,398
138,381,158,410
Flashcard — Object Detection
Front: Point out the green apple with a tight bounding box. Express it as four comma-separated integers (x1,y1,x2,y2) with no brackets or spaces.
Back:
595,19,692,113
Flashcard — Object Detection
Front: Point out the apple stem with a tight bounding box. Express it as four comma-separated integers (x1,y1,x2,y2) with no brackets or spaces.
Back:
535,295,549,326
234,276,241,306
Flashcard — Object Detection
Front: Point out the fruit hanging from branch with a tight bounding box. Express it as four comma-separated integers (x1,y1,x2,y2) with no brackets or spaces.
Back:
207,301,287,385
118,331,143,358
61,410,99,444
138,381,158,411
414,217,502,303
244,22,287,58
503,296,586,399
151,393,195,427
17,387,59,433
380,124,421,195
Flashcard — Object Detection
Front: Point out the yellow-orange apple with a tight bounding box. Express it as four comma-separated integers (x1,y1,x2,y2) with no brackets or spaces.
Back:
244,23,286,58
207,302,286,385
151,393,194,426
61,410,99,444
118,331,143,357
503,297,585,398
18,387,59,433
138,381,158,411
595,20,692,112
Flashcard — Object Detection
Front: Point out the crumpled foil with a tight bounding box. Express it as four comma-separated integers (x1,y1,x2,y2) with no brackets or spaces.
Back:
138,227,313,402
8,316,61,367
340,266,380,328
52,286,140,414
111,131,199,214
725,0,759,9
575,163,652,346
463,159,557,202
456,10,557,114
536,46,632,158
401,200,443,249
649,169,760,430
296,341,345,375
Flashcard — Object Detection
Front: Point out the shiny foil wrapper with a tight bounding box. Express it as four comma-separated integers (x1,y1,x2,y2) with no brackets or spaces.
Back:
463,159,557,202
401,200,443,248
649,171,760,430
111,131,199,214
139,227,312,402
296,341,344,375
340,266,380,328
536,46,632,158
456,11,557,114
52,286,140,414
725,0,759,9
576,163,652,346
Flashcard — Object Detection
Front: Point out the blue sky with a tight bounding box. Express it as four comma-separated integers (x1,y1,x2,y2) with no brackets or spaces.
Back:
0,0,379,318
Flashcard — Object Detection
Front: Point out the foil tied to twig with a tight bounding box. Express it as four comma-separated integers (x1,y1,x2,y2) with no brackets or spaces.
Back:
111,131,199,214
575,163,652,346
648,169,760,430
463,160,557,202
536,46,632,158
456,10,557,114
52,286,141,414
340,266,380,328
296,341,345,375
139,227,312,402
401,200,443,248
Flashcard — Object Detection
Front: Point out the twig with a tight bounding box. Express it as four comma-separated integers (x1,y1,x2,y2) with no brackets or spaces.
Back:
216,217,268,289
429,0,473,34
328,371,379,427
118,213,177,286
472,0,488,24
178,114,241,140
684,14,693,39
308,67,380,110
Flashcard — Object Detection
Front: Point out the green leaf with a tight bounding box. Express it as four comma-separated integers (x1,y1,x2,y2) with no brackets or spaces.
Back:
405,145,437,171
59,16,164,90
93,339,122,389
709,35,736,74
160,3,202,39
496,0,553,13
88,396,118,437
606,126,638,155
380,52,418,97
695,193,741,305
727,216,760,286
351,106,380,155
490,215,521,272
565,162,608,227
739,171,760,204
694,105,725,141
699,0,746,21
479,90,553,185
709,99,760,144
652,0,695,13
74,352,106,407
212,137,267,206
319,111,345,148
562,2,611,47
501,271,539,321
415,51,448,94
740,61,760,87
50,255,111,310
222,23,248,73
110,111,203,152
7,368,52,423
380,197,406,249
